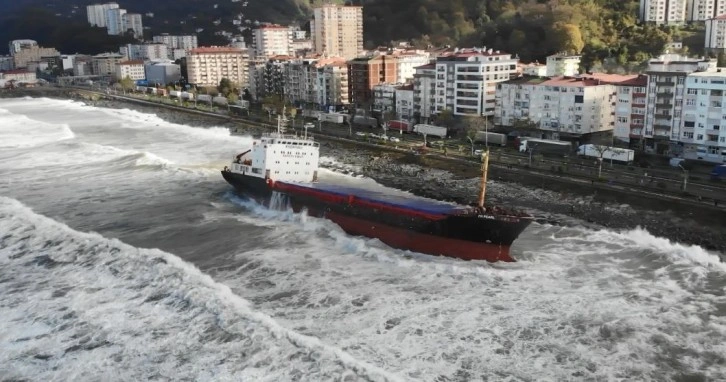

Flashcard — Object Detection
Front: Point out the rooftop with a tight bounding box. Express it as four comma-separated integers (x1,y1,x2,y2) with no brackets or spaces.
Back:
119,60,144,65
189,46,244,54
688,68,726,77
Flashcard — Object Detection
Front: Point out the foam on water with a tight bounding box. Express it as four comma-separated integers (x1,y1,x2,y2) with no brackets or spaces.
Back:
0,107,75,148
0,196,403,381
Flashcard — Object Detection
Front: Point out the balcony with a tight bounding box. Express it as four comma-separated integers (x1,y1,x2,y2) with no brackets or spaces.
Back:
655,81,675,86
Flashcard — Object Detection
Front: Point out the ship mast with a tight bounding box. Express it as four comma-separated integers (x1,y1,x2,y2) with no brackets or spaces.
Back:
276,106,288,136
477,149,490,208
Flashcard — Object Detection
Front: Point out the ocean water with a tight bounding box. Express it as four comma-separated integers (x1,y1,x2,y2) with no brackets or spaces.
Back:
1,97,725,382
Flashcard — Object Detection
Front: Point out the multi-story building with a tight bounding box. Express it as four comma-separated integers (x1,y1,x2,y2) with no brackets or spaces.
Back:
106,8,127,35
0,69,36,83
495,74,622,140
253,24,290,59
680,68,726,162
8,40,37,56
153,34,198,59
639,0,689,24
283,57,317,105
521,62,547,77
123,13,144,39
73,55,93,76
115,60,145,81
187,47,248,88
434,48,518,117
144,61,181,86
688,0,726,21
0,56,14,71
412,63,437,123
643,54,716,154
121,43,168,61
393,52,431,84
372,83,399,114
86,3,118,28
612,75,649,145
316,59,349,108
546,53,581,77
92,53,125,76
348,55,399,106
310,4,363,59
12,46,60,69
395,84,415,122
705,14,726,52
259,57,288,100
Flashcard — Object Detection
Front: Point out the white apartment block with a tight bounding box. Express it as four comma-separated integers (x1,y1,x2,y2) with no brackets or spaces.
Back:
705,15,726,52
680,69,726,162
283,57,317,105
639,0,689,24
310,4,363,59
92,53,125,76
115,60,145,81
522,63,547,77
612,76,649,144
495,75,619,139
87,3,118,28
187,47,248,88
395,85,415,122
253,25,290,59
688,0,726,21
121,43,169,61
394,52,431,84
316,59,349,107
153,34,198,59
372,83,398,113
434,49,518,117
412,63,437,122
546,54,581,77
644,54,716,154
106,8,126,35
124,13,144,39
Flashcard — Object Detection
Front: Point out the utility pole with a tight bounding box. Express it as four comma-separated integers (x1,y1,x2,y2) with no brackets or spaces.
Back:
678,164,688,191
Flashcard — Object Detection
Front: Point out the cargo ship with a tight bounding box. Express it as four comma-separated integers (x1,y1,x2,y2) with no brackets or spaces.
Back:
222,112,533,262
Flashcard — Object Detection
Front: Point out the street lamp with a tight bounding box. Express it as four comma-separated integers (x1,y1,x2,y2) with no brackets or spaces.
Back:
678,164,688,191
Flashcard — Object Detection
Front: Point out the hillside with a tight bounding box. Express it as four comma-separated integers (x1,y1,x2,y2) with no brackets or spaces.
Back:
0,0,682,69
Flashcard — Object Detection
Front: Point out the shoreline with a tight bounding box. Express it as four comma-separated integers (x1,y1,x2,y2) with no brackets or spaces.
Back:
3,88,725,257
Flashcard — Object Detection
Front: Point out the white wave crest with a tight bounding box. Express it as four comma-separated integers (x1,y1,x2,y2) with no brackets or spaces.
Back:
0,108,75,148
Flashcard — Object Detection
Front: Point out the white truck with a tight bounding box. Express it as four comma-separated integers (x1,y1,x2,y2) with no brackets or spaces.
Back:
196,94,212,103
577,144,635,164
413,124,447,138
169,90,182,98
474,131,507,146
518,138,572,156
319,113,346,124
180,92,194,100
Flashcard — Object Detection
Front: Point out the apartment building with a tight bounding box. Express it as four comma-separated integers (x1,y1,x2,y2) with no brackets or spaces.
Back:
8,40,37,56
310,4,363,59
187,47,248,88
121,43,168,61
106,8,127,35
283,57,317,105
92,53,125,76
253,24,290,58
153,34,198,59
546,53,581,77
348,55,399,106
705,15,726,52
394,52,431,83
115,60,145,81
0,70,36,83
124,13,144,39
643,54,716,154
315,58,349,108
639,0,689,24
495,74,620,140
688,0,726,21
0,56,14,71
434,48,518,117
13,46,60,69
144,61,182,86
612,75,649,145
395,85,415,122
412,63,437,123
87,3,119,28
680,69,726,162
372,83,398,113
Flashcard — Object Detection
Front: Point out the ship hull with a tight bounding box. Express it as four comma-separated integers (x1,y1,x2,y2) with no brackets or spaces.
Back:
222,171,530,262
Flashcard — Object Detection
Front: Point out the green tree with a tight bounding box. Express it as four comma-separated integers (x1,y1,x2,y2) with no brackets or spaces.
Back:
119,76,135,93
227,93,239,104
548,22,585,55
436,109,455,128
218,78,233,97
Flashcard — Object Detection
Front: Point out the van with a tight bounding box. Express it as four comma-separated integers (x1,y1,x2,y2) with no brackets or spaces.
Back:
669,158,686,167
710,165,726,180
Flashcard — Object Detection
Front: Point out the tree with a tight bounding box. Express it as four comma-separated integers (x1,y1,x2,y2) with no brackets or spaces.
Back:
436,109,455,128
119,76,135,94
227,93,239,105
548,22,585,55
218,78,233,97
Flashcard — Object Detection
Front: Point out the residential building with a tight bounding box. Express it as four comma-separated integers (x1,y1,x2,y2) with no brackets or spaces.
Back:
253,24,290,59
394,52,431,83
705,14,726,52
495,74,624,140
92,53,125,76
121,43,169,61
680,68,726,163
0,56,13,71
310,4,363,59
0,69,37,83
348,55,399,106
290,39,313,57
153,34,198,59
8,40,37,56
144,61,181,86
87,3,119,27
522,62,547,77
435,48,518,117
106,8,127,35
643,54,716,154
187,47,248,88
124,13,144,39
316,59,349,108
283,57,317,105
412,63,437,123
612,75,649,145
12,46,60,69
546,53,581,77
688,0,726,21
395,84,415,122
73,56,93,76
115,60,145,80
372,83,399,114
639,0,689,24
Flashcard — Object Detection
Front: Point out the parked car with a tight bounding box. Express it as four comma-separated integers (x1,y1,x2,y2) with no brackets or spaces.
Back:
388,136,401,143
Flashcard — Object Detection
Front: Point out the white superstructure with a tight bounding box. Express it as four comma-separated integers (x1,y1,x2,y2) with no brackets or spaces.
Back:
228,112,320,183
